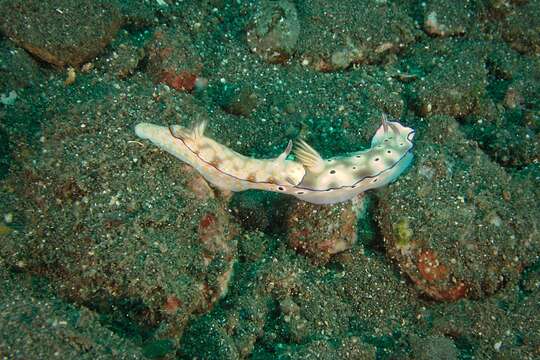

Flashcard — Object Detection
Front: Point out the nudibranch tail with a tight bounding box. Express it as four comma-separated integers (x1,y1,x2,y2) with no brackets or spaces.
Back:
134,114,415,205
135,121,306,193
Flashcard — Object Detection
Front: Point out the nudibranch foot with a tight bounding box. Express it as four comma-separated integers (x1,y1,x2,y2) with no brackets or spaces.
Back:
135,114,415,204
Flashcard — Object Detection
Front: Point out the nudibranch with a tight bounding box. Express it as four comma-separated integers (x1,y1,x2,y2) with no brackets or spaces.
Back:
134,115,415,204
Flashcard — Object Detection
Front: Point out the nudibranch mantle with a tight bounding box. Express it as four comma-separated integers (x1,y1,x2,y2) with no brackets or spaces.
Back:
135,115,415,204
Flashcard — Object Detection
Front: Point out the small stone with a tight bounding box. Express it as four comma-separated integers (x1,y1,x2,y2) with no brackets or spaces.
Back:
423,0,473,37
0,0,122,67
246,0,300,64
0,91,17,106
286,195,366,264
3,213,13,224
222,86,260,117
330,46,364,70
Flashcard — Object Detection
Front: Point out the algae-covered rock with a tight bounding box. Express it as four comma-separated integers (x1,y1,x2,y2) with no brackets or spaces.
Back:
459,44,540,168
296,0,417,71
377,115,540,300
0,0,122,67
408,39,488,118
501,0,540,54
0,84,238,349
462,111,540,168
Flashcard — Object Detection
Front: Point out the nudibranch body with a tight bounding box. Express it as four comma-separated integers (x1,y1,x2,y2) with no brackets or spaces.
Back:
135,115,414,204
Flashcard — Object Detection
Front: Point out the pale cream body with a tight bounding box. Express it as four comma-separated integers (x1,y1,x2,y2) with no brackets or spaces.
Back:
135,117,415,204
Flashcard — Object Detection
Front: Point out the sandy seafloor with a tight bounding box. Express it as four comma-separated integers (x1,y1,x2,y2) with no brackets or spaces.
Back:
0,0,539,359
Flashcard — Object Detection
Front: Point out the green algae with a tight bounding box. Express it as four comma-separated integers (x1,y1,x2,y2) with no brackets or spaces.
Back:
394,218,413,247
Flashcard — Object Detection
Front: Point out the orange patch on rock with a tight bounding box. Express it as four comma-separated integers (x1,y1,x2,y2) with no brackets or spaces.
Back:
199,213,217,230
417,249,448,282
160,70,197,91
409,249,469,301
435,282,468,301
163,295,182,314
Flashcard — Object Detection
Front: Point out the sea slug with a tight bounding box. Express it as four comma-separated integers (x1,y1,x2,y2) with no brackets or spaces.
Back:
135,114,414,204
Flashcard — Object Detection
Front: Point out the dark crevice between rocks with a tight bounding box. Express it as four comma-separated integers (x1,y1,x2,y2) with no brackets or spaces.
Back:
361,330,409,359
120,21,153,37
21,50,59,71
484,59,512,104
324,259,345,273
0,127,11,180
32,255,161,348
251,296,340,355
134,50,150,75
85,295,159,348
325,195,388,272
99,300,155,339
361,195,387,257
95,25,154,80
453,335,475,359
229,190,291,236
518,259,540,298
455,58,538,171
460,113,537,171
6,263,158,355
